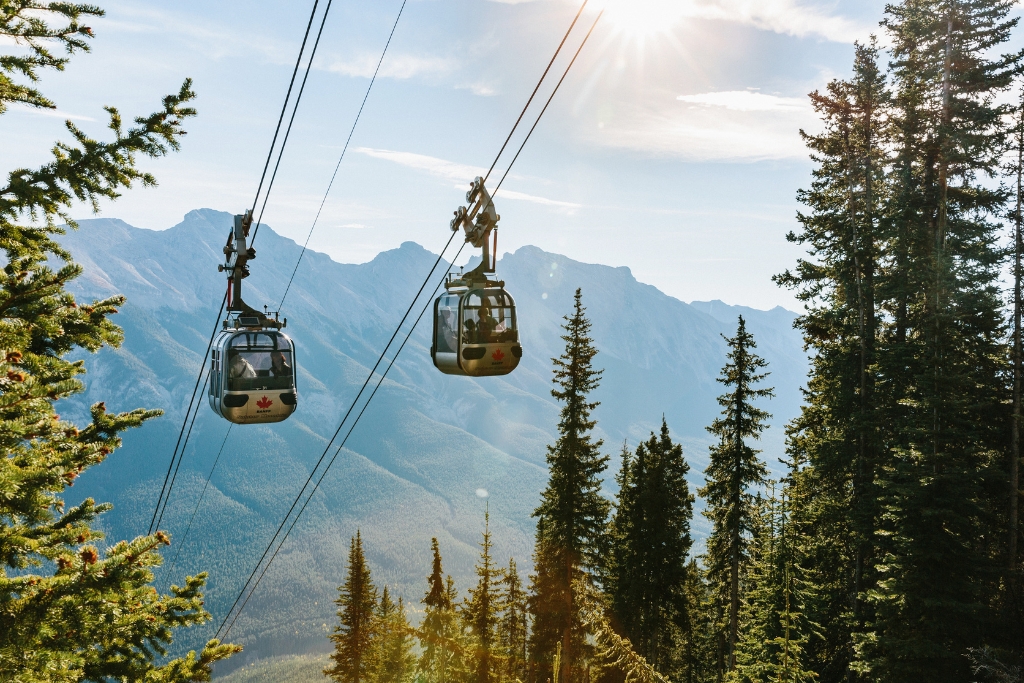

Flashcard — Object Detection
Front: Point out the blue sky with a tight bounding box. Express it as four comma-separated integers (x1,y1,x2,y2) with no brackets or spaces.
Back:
0,0,950,309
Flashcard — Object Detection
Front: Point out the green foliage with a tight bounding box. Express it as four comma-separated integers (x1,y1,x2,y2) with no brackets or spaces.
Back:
497,559,528,683
607,420,694,677
730,485,816,683
0,2,235,681
0,1,103,112
463,509,502,683
530,288,609,683
327,532,380,683
418,539,470,683
779,0,1024,680
369,589,416,683
699,316,773,675
573,577,669,683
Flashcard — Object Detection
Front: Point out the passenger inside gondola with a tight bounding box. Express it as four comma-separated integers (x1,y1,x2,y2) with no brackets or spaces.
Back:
270,350,292,376
230,352,257,379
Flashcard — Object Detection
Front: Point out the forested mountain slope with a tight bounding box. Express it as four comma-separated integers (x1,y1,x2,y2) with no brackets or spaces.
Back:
59,208,805,665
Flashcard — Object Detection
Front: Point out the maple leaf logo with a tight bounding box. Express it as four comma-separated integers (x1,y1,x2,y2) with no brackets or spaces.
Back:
256,396,273,410
491,348,505,362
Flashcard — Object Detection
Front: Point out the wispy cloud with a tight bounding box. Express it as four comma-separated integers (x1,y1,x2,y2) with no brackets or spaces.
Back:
355,147,580,208
677,90,807,112
9,103,97,122
326,53,455,79
590,90,818,162
696,0,873,43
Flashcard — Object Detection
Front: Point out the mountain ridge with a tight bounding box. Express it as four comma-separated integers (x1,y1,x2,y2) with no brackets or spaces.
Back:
56,208,807,668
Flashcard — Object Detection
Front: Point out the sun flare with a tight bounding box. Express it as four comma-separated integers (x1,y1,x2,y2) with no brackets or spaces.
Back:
591,0,693,40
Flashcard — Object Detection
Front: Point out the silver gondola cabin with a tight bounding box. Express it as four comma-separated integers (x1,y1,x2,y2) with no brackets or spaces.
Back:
432,177,522,377
209,211,297,424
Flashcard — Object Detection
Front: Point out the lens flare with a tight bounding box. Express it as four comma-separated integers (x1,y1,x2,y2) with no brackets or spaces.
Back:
591,0,691,40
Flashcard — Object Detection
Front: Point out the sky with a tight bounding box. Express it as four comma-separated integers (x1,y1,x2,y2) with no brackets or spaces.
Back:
0,0,972,310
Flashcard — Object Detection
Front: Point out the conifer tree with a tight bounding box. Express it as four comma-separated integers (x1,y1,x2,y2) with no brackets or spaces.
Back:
0,3,238,680
699,316,773,675
370,588,416,683
608,419,694,677
775,41,890,679
327,532,380,683
464,508,503,683
730,486,815,683
854,2,1019,679
680,559,718,683
419,538,469,683
499,558,529,683
529,288,610,683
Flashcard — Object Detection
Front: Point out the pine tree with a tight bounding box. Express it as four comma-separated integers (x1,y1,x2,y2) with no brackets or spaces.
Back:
680,560,718,683
853,2,1019,679
370,588,416,683
419,538,470,683
529,288,610,683
327,532,380,683
775,41,889,681
608,419,694,677
499,558,529,683
0,3,238,680
730,485,815,683
464,507,503,683
699,316,773,676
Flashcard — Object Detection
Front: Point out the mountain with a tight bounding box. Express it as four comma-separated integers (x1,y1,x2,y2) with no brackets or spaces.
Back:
57,209,807,670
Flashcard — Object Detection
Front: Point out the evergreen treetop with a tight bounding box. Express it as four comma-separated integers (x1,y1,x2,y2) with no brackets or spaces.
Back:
1,2,234,680
326,531,379,683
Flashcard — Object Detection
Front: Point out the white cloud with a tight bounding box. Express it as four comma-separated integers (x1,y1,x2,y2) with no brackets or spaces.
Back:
571,0,871,44
9,103,97,122
327,53,455,80
355,147,580,207
676,90,808,112
590,91,818,162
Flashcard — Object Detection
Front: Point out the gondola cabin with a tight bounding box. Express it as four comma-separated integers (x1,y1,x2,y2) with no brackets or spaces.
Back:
209,324,297,424
432,287,522,377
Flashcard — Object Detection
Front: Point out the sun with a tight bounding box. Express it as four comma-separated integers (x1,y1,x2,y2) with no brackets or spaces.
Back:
590,0,693,40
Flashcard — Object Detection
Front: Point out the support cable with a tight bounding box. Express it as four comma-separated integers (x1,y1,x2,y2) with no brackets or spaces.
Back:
220,242,465,639
278,0,409,309
149,0,330,535
213,2,602,636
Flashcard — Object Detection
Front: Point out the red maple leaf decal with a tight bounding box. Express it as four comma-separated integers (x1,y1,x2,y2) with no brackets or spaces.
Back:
256,396,273,409
491,348,505,361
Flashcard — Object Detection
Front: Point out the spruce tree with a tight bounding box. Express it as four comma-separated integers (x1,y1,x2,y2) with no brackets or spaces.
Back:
327,532,380,683
499,558,529,683
608,419,694,677
529,288,610,683
0,3,238,680
730,486,815,683
464,508,502,683
854,2,1019,679
699,316,773,675
370,588,416,683
775,41,890,680
418,538,469,683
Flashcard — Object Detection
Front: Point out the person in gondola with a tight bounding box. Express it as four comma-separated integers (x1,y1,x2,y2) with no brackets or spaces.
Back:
270,350,292,377
229,352,257,379
476,303,498,343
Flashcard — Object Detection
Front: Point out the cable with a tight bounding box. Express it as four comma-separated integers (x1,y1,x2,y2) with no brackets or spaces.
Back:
149,0,334,535
149,307,220,535
482,0,589,187
220,242,466,639
251,0,337,244
215,228,460,636
153,371,209,534
278,0,409,310
493,11,603,196
213,0,601,634
166,425,233,575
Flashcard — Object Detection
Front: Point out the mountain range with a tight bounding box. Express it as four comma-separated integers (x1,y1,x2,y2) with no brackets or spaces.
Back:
58,209,807,670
